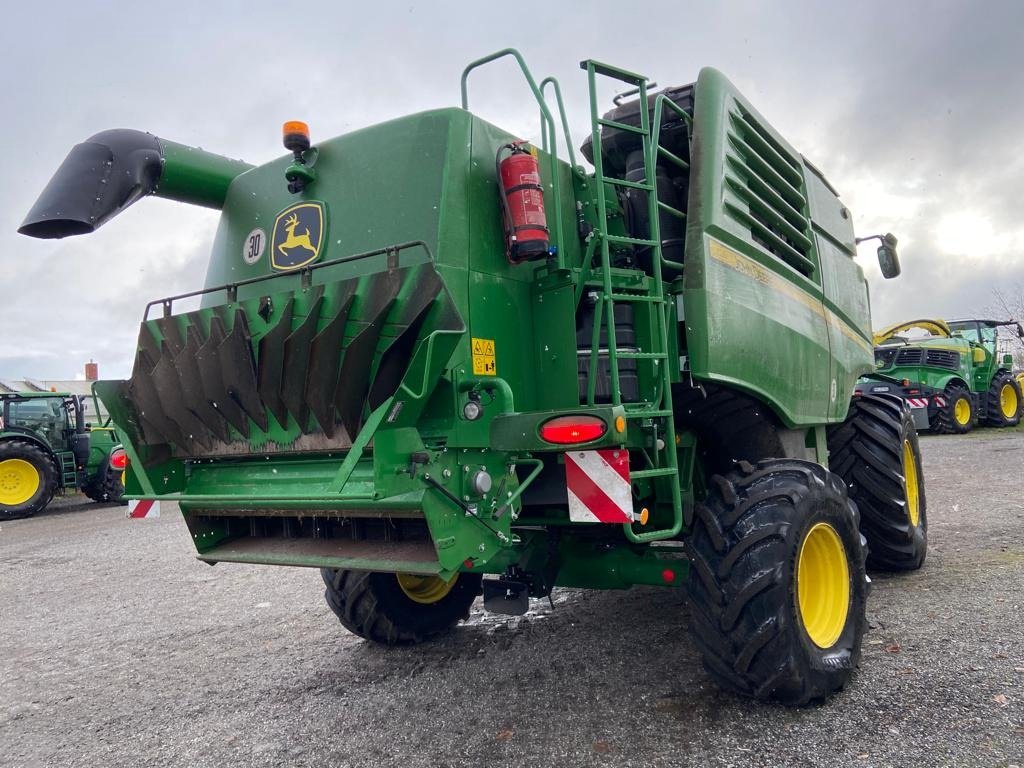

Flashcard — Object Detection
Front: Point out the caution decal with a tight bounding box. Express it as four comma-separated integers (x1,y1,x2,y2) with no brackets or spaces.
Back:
471,337,496,376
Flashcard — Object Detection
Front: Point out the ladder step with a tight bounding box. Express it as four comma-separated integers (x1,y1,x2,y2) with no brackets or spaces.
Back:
603,176,655,192
631,467,678,480
617,351,668,360
657,201,686,220
596,117,649,137
583,60,648,87
608,292,665,303
624,410,673,418
657,145,690,170
605,234,657,247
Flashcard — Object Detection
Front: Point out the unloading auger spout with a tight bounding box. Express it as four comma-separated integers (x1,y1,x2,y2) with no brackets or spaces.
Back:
19,129,252,239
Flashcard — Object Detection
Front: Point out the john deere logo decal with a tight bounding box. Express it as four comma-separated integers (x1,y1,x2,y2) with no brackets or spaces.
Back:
271,202,325,271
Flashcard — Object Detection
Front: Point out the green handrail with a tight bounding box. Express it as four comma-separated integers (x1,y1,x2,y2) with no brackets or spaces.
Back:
539,76,578,171
460,49,565,267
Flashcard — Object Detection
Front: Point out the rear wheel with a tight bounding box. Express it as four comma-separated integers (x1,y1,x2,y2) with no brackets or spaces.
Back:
83,468,126,505
686,459,868,705
0,440,58,520
930,383,974,434
984,372,1022,427
321,569,481,645
827,394,927,571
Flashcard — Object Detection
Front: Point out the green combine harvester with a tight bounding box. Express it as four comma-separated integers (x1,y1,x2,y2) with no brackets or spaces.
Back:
1,391,126,519
864,318,1023,433
20,50,925,704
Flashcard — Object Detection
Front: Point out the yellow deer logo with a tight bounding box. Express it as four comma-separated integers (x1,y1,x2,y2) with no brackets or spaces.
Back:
278,213,316,259
271,202,324,270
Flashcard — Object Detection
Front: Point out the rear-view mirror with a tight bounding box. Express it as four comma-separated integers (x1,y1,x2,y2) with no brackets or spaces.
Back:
876,233,900,279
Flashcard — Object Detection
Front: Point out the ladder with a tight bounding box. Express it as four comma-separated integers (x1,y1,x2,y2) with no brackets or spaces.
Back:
58,451,77,489
581,60,686,543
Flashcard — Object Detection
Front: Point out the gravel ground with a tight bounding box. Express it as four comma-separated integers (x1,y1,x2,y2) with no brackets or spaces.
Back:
2,430,1023,768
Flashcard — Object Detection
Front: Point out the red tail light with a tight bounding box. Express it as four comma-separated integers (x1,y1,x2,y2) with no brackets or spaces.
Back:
109,449,128,471
539,415,607,445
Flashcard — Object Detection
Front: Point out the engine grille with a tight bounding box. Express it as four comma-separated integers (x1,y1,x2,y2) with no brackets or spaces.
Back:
924,349,961,370
894,348,924,365
723,106,814,277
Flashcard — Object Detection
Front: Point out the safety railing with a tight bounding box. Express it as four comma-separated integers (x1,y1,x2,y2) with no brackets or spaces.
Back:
144,241,435,320
460,49,568,266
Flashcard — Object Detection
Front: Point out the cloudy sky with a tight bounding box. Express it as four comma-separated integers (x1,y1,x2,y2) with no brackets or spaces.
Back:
2,0,1022,380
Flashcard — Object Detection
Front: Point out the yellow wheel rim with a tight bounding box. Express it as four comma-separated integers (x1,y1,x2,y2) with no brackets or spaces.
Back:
0,458,41,506
396,573,458,605
797,522,851,649
1000,383,1018,419
903,440,921,528
954,397,971,426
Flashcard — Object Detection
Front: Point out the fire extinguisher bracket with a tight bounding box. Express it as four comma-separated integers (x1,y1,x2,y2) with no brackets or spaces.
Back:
496,142,550,263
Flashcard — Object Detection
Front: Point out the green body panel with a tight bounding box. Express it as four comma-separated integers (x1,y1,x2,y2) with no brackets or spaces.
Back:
682,68,872,427
68,55,880,592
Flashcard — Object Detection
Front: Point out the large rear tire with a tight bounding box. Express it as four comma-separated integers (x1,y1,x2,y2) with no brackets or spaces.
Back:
930,383,974,434
321,569,481,646
0,440,58,520
827,394,927,571
983,372,1022,427
686,459,868,705
83,468,127,505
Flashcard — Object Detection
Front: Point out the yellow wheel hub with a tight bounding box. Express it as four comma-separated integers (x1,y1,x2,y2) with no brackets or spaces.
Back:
903,440,921,528
797,522,851,649
1000,383,1018,419
0,458,41,506
396,573,458,605
954,397,971,426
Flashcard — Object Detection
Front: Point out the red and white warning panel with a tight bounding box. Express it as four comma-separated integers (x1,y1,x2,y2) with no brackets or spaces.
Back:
127,499,160,519
906,398,929,409
566,449,633,524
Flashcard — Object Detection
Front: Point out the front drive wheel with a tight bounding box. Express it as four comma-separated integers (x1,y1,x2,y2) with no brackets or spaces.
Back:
984,372,1022,427
321,569,481,646
930,383,974,434
686,459,868,705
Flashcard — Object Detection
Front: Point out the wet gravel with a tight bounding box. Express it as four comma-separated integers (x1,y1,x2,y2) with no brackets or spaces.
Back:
2,429,1023,767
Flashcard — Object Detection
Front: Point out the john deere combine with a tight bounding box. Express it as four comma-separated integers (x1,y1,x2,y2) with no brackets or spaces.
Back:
867,318,1024,433
20,50,924,704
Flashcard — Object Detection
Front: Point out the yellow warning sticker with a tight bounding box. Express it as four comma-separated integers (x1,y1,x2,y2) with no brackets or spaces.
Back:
471,337,496,376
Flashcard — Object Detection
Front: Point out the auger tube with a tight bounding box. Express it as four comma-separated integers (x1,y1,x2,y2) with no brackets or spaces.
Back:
19,129,252,239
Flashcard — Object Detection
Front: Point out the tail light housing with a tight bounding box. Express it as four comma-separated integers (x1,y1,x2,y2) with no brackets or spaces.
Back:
539,415,607,445
109,448,128,471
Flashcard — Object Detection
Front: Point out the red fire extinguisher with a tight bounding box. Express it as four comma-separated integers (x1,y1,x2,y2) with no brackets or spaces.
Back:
496,141,549,263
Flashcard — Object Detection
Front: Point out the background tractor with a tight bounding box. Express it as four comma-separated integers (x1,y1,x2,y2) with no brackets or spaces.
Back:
865,318,1024,433
21,50,924,704
0,392,126,519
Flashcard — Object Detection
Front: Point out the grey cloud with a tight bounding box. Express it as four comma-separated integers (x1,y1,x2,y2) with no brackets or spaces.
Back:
2,1,1022,380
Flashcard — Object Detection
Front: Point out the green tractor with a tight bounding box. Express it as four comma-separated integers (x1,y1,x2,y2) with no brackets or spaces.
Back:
864,318,1024,434
20,50,924,704
0,391,127,519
